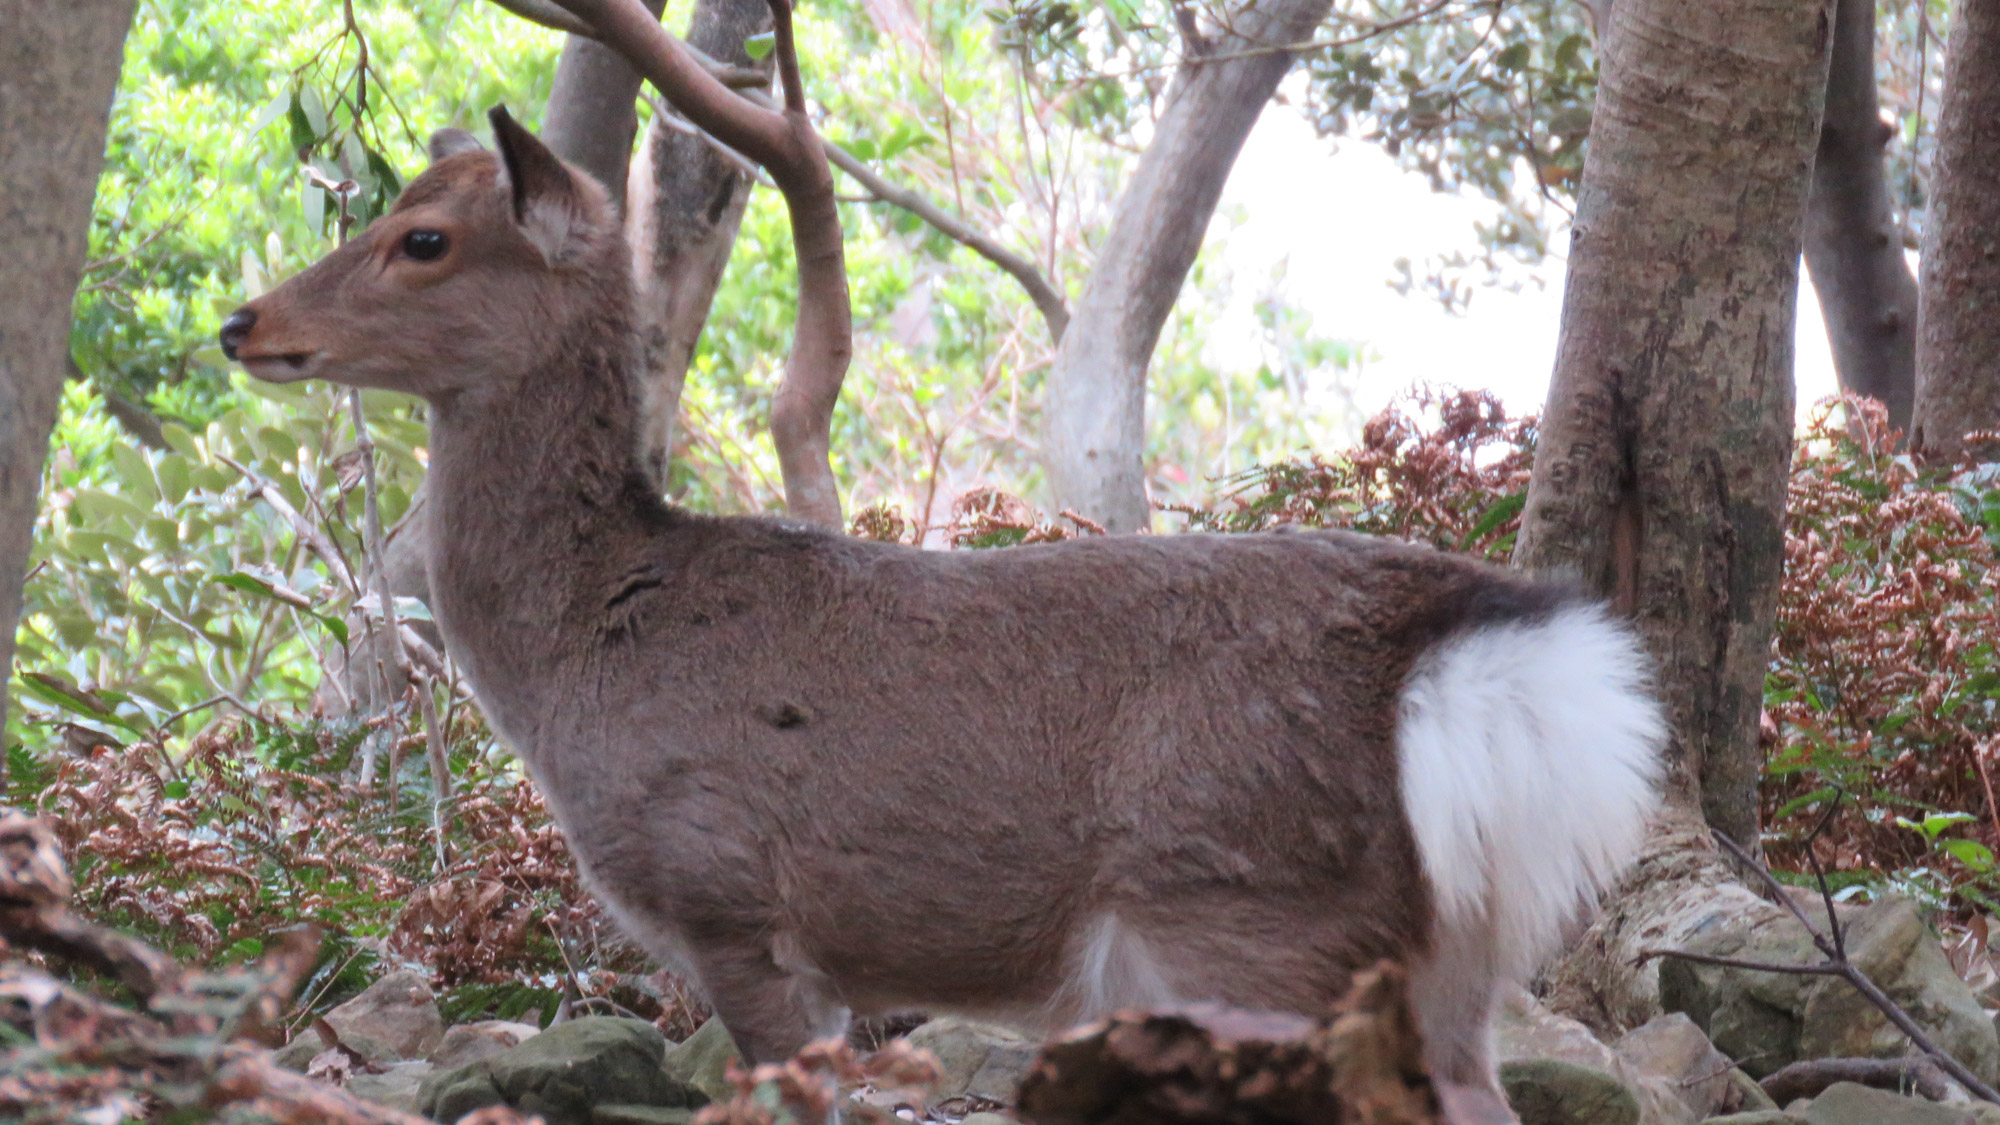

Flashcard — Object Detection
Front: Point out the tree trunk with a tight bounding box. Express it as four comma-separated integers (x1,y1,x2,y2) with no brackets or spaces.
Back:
1515,0,1832,1027
1042,0,1333,533
1911,0,2000,460
627,0,771,488
1804,0,1917,431
0,0,137,740
542,0,667,211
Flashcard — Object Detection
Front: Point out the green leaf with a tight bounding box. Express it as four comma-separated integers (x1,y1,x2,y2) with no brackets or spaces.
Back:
287,91,315,153
299,84,328,137
1942,838,1995,871
15,672,144,734
1495,42,1532,73
250,90,290,136
1459,492,1527,549
163,780,191,800
1553,32,1587,72
743,31,775,59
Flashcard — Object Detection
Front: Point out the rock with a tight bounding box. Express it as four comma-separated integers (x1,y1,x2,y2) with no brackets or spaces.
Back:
1728,1068,1781,1113
1802,1081,1979,1125
905,1017,1038,1105
1501,1058,1642,1125
324,970,445,1061
1660,897,2000,1085
589,1106,697,1125
961,1114,1018,1125
431,1020,543,1069
1496,988,1701,1125
1698,1114,1805,1125
418,1016,705,1125
273,1036,323,1072
660,1016,741,1104
274,1028,401,1070
421,1063,505,1123
1616,1013,1738,1119
347,1060,433,1113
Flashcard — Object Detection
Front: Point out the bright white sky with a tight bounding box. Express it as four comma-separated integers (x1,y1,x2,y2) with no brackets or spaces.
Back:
1205,105,1843,441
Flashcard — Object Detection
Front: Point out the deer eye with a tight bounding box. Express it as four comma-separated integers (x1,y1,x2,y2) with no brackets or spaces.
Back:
401,229,450,261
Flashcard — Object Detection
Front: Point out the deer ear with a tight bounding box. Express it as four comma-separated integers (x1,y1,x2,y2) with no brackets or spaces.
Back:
487,106,587,266
428,128,485,162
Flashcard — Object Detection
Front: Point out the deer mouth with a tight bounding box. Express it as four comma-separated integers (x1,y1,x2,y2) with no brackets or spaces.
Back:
236,352,320,382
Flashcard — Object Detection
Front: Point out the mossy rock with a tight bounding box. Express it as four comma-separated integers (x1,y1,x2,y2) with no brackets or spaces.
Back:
1500,1058,1640,1125
418,1016,705,1125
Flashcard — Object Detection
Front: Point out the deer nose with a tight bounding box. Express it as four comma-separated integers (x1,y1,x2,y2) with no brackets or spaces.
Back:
219,309,257,360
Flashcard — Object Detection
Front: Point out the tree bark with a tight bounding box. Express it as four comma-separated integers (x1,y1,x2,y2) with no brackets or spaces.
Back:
1514,0,1832,1028
1804,0,1917,432
1043,0,1334,533
542,0,668,212
1911,0,2000,461
626,0,771,488
0,0,137,738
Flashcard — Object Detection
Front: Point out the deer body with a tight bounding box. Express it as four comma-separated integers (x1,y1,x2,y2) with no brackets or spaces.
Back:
223,110,1664,1123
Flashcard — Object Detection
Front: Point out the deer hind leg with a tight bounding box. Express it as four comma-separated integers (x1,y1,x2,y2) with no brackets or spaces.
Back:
1409,918,1520,1125
690,935,851,1066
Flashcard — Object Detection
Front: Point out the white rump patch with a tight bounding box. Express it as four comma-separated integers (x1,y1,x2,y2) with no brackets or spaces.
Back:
1048,914,1182,1024
1397,603,1665,982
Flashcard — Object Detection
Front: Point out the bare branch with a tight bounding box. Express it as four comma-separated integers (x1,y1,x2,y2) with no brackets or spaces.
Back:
484,0,595,36
824,144,1070,341
548,0,850,527
489,0,1066,347
1641,829,2000,1105
1761,1057,1955,1105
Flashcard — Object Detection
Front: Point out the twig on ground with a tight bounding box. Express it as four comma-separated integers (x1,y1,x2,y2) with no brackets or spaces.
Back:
1760,1056,1956,1105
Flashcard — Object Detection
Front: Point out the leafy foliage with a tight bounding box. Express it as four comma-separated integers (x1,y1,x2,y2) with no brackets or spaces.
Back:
1762,399,2000,912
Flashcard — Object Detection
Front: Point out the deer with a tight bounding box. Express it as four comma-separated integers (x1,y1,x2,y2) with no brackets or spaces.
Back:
218,107,1665,1125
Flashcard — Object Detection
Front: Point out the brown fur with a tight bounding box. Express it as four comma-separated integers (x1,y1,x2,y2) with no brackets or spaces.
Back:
225,111,1578,1121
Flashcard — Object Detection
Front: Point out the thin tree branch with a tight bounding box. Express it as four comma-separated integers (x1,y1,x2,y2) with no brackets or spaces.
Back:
488,0,1068,344
1639,824,2000,1106
485,0,595,36
825,144,1070,341
1632,948,1846,975
1761,1056,1955,1105
548,0,849,528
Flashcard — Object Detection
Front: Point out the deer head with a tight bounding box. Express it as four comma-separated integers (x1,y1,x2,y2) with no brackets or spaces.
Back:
219,108,627,401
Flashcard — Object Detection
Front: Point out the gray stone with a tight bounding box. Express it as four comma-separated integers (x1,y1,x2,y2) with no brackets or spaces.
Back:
1802,1081,1981,1125
1617,1013,1738,1119
423,1064,506,1123
1728,1068,1781,1113
1496,989,1701,1125
1501,1058,1642,1125
589,1106,697,1125
274,1029,401,1070
905,1017,1038,1105
430,1019,542,1069
961,1114,1018,1125
660,1016,741,1104
324,970,445,1061
1698,1114,1806,1125
1660,897,2000,1086
273,1036,322,1072
347,1060,433,1113
417,1016,704,1125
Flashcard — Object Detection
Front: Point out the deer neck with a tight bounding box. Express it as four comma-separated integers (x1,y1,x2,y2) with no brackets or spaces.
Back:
419,336,667,723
